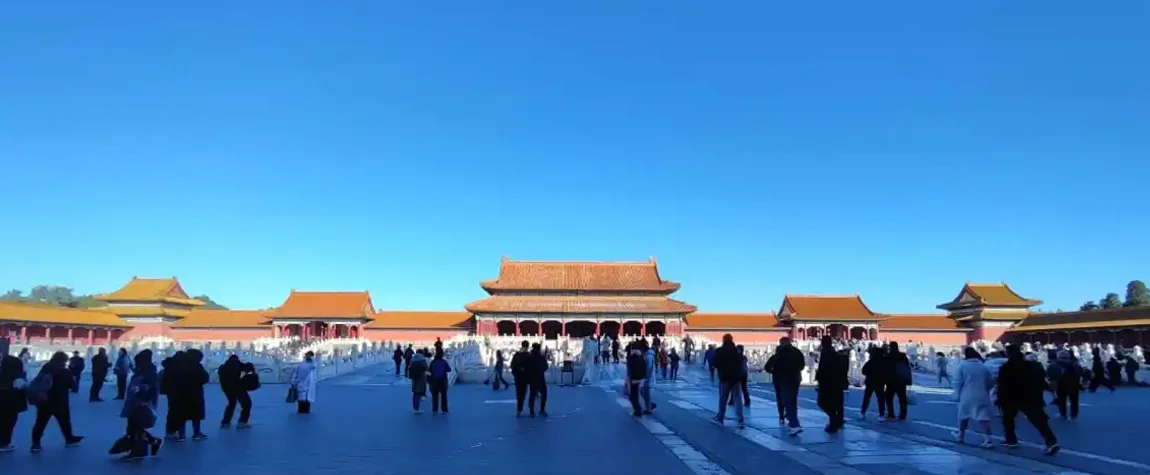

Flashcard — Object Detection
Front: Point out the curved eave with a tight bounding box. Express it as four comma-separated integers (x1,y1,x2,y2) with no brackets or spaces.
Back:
0,318,132,329
479,282,681,294
880,327,972,332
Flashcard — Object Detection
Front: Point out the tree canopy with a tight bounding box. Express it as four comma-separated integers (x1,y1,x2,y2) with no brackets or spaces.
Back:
0,285,228,310
1079,280,1149,311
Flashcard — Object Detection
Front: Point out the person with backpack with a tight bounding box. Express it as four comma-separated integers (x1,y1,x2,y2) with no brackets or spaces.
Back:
883,342,912,421
218,355,256,429
120,349,162,459
427,349,452,414
28,351,83,452
0,354,29,452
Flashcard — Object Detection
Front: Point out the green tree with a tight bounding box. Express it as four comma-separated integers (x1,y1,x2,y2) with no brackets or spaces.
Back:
193,295,229,310
1080,301,1099,311
1,289,23,300
1101,293,1123,309
1125,280,1150,307
28,285,77,306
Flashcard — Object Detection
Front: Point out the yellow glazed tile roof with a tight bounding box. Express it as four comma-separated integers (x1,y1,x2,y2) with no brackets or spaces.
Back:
106,306,191,318
96,277,205,306
0,302,131,328
171,310,271,328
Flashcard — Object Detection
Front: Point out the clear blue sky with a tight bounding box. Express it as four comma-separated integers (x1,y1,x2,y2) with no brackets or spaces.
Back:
1,1,1147,313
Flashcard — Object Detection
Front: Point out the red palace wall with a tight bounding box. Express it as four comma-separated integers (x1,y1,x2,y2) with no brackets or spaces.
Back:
364,328,470,343
118,322,173,340
690,329,791,344
169,328,273,342
880,331,970,346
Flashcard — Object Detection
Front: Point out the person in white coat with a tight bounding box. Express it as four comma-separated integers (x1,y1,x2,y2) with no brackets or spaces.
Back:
952,347,994,447
291,351,318,414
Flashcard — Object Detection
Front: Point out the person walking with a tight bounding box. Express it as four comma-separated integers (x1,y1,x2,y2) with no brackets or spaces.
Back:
859,347,887,420
409,351,429,414
768,337,804,436
641,343,657,414
428,349,451,414
113,349,132,400
527,343,549,417
89,348,110,402
936,352,952,387
0,354,29,452
490,351,510,390
668,349,680,380
510,341,531,416
1087,347,1115,393
28,352,83,452
1050,350,1082,420
815,336,847,433
176,349,210,440
883,342,912,421
66,352,84,394
712,334,744,428
120,350,162,459
997,345,1060,455
625,348,646,417
218,355,256,428
952,347,994,448
392,346,403,376
291,351,318,414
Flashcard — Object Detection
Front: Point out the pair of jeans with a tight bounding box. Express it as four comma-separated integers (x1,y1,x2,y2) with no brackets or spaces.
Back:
817,388,845,428
528,381,547,413
0,411,16,446
515,381,530,413
412,393,422,411
1002,406,1057,446
90,372,106,400
429,379,449,412
31,404,74,446
640,382,653,411
670,364,679,380
716,381,744,422
884,383,908,419
115,372,128,399
775,382,801,428
222,390,252,424
627,382,642,413
860,385,886,417
1054,387,1079,419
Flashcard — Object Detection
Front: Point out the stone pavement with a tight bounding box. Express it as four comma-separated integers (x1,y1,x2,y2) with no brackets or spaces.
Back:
660,364,1148,474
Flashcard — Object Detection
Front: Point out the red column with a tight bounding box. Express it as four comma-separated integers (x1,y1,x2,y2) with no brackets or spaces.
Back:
560,321,566,337
515,321,521,336
19,326,27,344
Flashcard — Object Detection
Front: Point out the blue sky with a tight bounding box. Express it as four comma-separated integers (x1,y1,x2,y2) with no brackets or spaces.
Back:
1,1,1147,313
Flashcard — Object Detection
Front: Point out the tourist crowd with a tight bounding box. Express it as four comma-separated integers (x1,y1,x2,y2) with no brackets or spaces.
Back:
0,345,320,459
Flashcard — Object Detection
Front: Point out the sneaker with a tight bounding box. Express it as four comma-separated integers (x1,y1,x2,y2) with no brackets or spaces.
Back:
712,417,724,426
529,412,536,418
779,417,787,424
736,420,746,429
1044,444,1061,456
29,445,42,453
632,411,643,417
165,433,179,441
149,439,163,456
952,431,964,443
192,433,208,441
414,409,423,414
237,423,251,429
0,445,15,452
787,427,803,436
65,436,84,447
125,452,147,460
176,435,187,442
220,423,231,428
978,440,993,449
999,441,1019,449
537,411,545,417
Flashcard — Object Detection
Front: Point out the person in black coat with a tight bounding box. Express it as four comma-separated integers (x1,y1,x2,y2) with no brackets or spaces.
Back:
89,348,110,402
160,353,182,439
67,351,85,394
218,355,256,428
711,334,745,427
30,352,83,451
765,337,805,435
815,336,848,433
509,341,531,416
859,346,887,420
625,348,646,417
883,342,911,420
178,349,210,440
526,343,549,417
997,345,1059,454
0,354,29,451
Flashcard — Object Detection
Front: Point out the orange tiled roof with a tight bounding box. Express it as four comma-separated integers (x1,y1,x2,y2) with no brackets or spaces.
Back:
269,291,375,319
877,314,969,331
480,258,680,293
96,277,206,306
780,295,877,321
367,311,473,329
1011,307,1150,332
465,295,697,314
686,313,779,329
937,283,1042,310
106,306,191,318
0,302,131,328
171,310,271,328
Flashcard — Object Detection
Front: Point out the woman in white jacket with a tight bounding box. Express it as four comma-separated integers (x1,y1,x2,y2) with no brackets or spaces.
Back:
952,347,994,447
291,351,318,414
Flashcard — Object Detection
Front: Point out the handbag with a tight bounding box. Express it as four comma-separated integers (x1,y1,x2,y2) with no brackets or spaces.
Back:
108,435,134,455
286,385,298,403
130,404,158,430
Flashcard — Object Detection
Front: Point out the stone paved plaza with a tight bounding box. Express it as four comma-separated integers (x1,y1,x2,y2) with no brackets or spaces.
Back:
3,363,1146,475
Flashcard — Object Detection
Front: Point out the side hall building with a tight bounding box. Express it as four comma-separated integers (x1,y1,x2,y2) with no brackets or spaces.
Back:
2,258,1147,348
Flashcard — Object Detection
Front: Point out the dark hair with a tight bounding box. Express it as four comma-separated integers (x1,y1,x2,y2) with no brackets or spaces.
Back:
963,347,981,360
